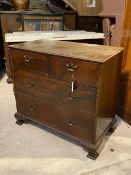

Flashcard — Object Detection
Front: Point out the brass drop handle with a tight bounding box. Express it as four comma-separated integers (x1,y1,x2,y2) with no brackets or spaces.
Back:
68,93,77,100
24,55,32,62
29,105,36,111
27,81,35,88
66,63,78,72
68,119,77,126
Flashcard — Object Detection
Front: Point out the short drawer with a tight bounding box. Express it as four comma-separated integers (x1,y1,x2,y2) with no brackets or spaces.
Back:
14,69,96,114
15,91,94,144
11,49,48,74
49,55,98,86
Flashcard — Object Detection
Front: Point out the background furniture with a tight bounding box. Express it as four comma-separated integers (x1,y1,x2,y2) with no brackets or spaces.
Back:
22,14,64,31
0,10,76,83
98,0,131,125
99,0,126,46
118,0,131,125
63,0,103,34
9,40,123,159
76,16,102,34
5,31,104,42
63,0,102,16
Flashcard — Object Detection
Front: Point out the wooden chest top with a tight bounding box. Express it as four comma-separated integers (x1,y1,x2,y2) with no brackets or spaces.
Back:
10,40,123,63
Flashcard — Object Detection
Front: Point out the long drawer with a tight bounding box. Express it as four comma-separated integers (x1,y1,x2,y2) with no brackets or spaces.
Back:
14,69,97,114
11,49,48,75
15,91,94,144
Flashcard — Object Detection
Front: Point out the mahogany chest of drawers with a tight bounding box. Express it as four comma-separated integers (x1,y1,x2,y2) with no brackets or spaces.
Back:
9,40,123,159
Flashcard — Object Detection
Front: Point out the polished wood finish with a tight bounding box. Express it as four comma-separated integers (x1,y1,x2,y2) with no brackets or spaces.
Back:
15,91,94,144
48,55,98,85
14,69,96,113
9,40,123,159
10,40,123,63
11,49,48,74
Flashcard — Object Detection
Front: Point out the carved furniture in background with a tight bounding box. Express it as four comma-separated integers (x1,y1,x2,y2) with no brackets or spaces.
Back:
0,10,76,83
9,40,123,159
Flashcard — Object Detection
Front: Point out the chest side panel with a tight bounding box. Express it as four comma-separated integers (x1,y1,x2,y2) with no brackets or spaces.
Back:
95,52,123,142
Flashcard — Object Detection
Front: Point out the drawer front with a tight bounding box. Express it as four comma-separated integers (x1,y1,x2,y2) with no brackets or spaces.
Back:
14,69,96,114
49,55,98,86
11,49,48,74
15,92,94,144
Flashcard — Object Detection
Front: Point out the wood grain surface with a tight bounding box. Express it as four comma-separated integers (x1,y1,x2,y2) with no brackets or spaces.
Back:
10,39,123,159
10,40,123,63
